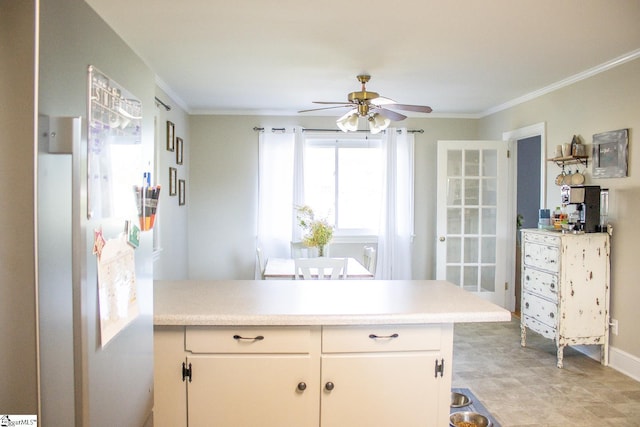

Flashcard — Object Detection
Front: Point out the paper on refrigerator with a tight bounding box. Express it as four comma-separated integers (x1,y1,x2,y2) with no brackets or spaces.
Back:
96,234,139,347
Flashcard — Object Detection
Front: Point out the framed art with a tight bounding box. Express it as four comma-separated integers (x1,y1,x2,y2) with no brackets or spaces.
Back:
592,128,629,179
169,167,177,195
166,121,175,151
176,137,183,165
178,179,186,206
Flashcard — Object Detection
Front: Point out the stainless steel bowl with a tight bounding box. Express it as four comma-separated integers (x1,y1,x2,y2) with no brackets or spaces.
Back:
449,411,491,427
450,391,472,408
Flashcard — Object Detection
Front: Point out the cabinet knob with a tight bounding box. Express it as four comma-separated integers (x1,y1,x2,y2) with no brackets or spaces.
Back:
525,302,529,309
297,382,307,391
550,283,555,289
439,236,446,242
325,382,335,391
549,312,555,318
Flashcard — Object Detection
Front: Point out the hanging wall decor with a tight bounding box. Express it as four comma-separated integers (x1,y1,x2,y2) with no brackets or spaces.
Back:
592,128,629,178
166,121,175,151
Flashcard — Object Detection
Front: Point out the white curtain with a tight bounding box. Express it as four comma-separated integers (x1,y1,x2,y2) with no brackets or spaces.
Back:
256,128,302,278
376,128,415,279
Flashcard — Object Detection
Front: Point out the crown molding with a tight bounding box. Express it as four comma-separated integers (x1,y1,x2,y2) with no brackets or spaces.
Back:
481,49,640,117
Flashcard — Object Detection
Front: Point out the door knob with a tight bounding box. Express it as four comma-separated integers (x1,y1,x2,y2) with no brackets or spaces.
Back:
325,382,335,391
439,236,446,242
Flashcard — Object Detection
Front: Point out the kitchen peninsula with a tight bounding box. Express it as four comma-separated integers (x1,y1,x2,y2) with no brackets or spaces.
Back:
153,280,511,427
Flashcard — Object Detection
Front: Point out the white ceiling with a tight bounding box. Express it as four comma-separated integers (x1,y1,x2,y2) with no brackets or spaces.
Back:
85,0,640,117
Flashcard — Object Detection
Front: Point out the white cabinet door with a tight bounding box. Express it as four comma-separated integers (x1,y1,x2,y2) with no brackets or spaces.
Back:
320,352,445,427
187,354,318,427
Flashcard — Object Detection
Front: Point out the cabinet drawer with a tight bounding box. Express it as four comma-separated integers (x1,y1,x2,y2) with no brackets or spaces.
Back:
522,292,557,329
523,241,560,273
185,326,311,354
522,267,558,302
522,315,556,340
322,325,441,353
522,231,560,247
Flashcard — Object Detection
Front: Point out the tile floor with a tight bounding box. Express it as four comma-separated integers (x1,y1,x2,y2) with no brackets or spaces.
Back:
452,316,640,427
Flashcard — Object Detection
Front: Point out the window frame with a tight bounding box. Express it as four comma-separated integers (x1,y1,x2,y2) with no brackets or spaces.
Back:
303,133,383,237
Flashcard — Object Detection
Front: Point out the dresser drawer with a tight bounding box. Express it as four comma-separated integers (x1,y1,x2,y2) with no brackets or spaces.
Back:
522,231,560,247
322,325,441,353
522,315,556,340
523,241,560,273
522,292,557,329
185,326,311,354
522,266,558,302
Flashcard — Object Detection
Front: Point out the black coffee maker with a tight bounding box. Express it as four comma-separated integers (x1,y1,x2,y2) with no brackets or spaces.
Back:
560,185,601,232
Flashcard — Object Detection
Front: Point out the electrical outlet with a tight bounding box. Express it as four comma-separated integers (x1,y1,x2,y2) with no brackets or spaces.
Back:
611,319,619,335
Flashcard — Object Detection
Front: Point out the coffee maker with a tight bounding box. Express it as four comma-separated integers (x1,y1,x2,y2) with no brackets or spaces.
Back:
560,185,601,232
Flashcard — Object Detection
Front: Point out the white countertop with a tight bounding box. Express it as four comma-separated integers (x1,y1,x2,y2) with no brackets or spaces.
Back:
154,280,511,326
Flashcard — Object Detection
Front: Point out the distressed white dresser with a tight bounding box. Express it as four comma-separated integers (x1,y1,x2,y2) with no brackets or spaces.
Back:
520,229,610,368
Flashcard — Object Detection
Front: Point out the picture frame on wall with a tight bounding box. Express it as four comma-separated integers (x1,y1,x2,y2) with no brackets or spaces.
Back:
592,128,629,179
178,179,186,206
169,167,177,195
166,121,175,151
176,137,183,165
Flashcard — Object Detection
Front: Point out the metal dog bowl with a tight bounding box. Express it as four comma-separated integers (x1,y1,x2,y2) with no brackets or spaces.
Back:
450,411,491,427
451,391,472,408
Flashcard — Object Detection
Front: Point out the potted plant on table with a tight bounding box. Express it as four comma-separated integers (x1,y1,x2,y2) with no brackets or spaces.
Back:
296,205,334,257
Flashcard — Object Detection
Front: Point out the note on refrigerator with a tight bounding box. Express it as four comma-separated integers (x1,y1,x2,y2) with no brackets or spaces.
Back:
96,234,139,347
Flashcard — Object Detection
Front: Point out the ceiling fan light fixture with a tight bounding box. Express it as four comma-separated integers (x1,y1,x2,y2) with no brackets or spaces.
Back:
337,110,359,132
368,113,390,134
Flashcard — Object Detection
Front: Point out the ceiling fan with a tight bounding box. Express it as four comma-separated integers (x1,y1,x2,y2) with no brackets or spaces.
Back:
298,75,432,133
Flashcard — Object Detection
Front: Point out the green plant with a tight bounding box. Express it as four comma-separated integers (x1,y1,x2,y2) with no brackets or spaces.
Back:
296,205,334,254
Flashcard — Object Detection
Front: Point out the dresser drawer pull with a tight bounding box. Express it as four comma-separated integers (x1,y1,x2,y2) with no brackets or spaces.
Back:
233,334,265,341
368,333,399,340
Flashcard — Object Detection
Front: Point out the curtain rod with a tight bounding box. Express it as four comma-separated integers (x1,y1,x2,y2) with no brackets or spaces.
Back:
253,127,424,134
154,96,171,111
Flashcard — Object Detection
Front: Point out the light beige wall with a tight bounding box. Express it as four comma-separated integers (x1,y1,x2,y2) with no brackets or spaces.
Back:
0,0,39,414
153,87,190,280
478,58,640,358
187,115,477,280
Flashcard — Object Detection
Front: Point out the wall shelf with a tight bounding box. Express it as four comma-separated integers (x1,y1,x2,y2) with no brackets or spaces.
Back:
548,155,589,168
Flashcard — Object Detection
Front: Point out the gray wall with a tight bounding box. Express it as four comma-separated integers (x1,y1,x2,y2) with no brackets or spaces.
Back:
0,0,39,414
186,115,477,281
153,87,190,280
478,57,640,362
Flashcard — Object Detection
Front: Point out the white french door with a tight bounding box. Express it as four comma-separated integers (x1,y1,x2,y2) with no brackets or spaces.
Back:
436,140,509,307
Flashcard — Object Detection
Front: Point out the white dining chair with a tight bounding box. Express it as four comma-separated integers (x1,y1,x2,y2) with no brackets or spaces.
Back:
256,247,266,279
294,257,348,280
363,246,377,275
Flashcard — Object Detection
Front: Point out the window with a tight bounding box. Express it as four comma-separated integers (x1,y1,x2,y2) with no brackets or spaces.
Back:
303,135,383,235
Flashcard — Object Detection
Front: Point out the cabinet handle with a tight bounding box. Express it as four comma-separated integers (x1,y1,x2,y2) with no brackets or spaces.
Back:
297,382,307,391
233,334,264,341
525,275,530,281
368,333,399,339
325,382,335,391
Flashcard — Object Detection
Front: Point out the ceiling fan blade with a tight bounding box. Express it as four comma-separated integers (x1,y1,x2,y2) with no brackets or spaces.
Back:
298,105,352,113
375,108,407,121
312,101,354,105
370,96,396,106
386,103,433,113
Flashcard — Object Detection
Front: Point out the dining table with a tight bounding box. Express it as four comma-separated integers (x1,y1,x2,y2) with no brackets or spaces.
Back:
263,257,374,280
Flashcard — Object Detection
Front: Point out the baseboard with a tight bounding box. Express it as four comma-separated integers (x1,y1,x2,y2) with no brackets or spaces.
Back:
609,346,640,382
574,344,640,382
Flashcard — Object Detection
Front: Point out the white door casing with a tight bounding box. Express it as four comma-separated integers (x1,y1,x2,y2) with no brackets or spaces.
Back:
436,140,509,307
